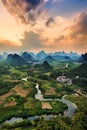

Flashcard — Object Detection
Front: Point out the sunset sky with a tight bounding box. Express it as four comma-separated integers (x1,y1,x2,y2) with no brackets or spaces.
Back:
0,0,87,53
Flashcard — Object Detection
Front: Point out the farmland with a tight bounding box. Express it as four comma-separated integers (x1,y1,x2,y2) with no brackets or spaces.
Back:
0,61,87,130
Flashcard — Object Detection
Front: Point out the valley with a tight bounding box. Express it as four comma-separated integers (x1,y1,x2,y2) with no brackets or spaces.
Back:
0,51,87,129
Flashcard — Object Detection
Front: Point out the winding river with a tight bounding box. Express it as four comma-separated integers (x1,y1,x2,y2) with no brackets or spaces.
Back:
35,83,77,117
3,83,77,125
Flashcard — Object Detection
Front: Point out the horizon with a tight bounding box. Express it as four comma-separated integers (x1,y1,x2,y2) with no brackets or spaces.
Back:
0,50,82,55
0,0,87,53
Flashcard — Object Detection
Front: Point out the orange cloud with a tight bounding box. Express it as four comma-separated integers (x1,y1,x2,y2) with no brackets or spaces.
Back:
0,39,22,52
70,12,87,37
53,12,87,53
0,0,87,53
1,0,44,24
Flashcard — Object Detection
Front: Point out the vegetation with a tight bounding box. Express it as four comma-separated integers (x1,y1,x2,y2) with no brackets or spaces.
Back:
65,63,87,78
0,61,87,129
0,80,16,95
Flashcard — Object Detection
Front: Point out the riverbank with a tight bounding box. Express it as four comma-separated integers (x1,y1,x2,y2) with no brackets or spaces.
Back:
35,83,77,117
0,83,77,128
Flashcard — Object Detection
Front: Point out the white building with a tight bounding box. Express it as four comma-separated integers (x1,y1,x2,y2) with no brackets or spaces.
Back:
57,76,72,85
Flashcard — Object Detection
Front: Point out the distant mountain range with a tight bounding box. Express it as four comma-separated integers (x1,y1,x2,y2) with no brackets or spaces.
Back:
0,51,87,65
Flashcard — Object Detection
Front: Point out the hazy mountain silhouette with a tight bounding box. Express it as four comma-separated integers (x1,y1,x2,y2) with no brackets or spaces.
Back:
7,54,26,65
22,52,35,62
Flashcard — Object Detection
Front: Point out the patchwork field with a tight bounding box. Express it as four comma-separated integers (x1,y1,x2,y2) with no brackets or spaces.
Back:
45,88,56,95
0,90,15,103
12,85,32,97
4,100,17,107
42,102,52,109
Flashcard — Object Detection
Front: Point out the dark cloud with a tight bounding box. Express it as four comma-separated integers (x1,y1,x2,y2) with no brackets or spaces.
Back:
20,31,44,51
46,17,54,27
68,12,87,48
70,12,87,38
1,0,44,24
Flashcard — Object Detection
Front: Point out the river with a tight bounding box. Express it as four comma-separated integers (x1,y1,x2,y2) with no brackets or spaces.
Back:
3,83,77,125
35,83,77,117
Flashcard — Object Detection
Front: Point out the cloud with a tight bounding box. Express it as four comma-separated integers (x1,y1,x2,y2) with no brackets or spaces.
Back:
46,17,54,27
20,31,44,51
1,0,44,24
0,39,21,52
67,12,87,49
70,12,87,38
55,35,64,42
34,15,70,44
1,0,64,25
1,0,87,54
54,12,87,53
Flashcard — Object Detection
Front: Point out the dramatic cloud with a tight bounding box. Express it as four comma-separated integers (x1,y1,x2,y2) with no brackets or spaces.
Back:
33,15,71,44
70,12,87,37
69,12,87,51
0,0,87,53
54,12,87,53
1,0,44,24
66,12,87,49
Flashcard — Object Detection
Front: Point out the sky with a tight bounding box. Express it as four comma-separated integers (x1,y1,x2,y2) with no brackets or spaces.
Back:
0,0,87,53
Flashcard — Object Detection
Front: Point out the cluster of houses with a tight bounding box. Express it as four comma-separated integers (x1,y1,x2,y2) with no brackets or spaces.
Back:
56,76,72,85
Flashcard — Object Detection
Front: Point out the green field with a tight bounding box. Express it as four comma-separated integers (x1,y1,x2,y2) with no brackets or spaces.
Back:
0,62,87,129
